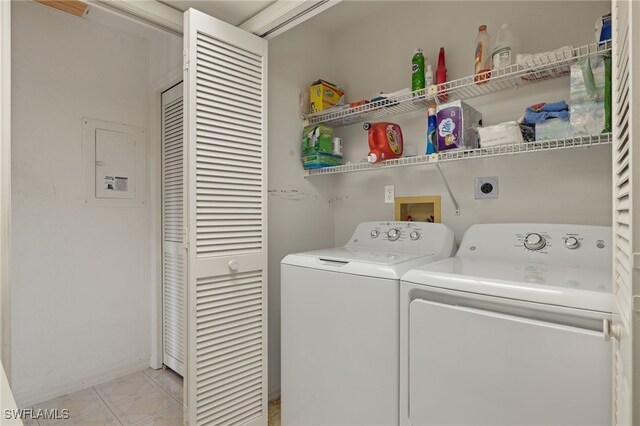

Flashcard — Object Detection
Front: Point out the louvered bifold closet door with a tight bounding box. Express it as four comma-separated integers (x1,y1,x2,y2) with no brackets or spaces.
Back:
612,1,639,424
162,82,186,377
184,8,268,426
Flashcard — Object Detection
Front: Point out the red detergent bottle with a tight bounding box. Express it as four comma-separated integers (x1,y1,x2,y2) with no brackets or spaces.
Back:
364,122,403,163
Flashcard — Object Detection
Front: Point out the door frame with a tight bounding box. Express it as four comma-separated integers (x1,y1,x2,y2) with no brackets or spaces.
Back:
0,0,11,381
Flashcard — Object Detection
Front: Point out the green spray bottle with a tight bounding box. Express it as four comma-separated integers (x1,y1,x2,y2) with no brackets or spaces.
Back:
412,48,426,92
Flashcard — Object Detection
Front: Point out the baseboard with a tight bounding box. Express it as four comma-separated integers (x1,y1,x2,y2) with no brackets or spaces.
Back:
268,386,281,402
14,359,149,408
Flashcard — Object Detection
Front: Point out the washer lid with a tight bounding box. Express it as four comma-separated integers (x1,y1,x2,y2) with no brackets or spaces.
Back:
294,247,435,265
402,257,612,313
282,247,439,280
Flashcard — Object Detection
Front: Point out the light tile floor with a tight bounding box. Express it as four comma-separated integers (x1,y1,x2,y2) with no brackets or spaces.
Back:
268,399,281,426
21,368,183,426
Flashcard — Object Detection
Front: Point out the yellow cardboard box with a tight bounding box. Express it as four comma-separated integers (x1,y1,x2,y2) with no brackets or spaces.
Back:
310,80,344,114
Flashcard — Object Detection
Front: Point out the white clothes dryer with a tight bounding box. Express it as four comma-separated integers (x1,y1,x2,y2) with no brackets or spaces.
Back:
400,223,612,426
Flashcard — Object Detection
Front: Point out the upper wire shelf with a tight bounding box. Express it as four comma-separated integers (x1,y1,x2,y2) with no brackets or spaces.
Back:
304,40,611,128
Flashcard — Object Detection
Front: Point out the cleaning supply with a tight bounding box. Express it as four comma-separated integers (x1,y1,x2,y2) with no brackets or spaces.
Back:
412,49,426,92
301,153,343,170
436,47,448,101
425,63,434,87
474,25,492,84
309,80,345,114
302,125,334,155
364,122,403,163
492,23,520,70
426,108,437,154
332,137,343,157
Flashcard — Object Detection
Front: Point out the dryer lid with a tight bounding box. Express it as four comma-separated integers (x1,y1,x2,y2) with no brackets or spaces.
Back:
402,257,612,313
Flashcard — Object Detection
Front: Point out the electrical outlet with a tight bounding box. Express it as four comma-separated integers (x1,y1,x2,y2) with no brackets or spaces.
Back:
384,185,395,203
475,176,498,199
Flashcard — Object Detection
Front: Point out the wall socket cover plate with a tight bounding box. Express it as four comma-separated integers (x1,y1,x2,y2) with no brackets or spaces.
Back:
475,176,498,199
385,185,395,203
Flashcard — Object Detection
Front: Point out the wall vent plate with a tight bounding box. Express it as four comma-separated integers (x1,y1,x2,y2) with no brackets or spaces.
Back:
475,176,498,199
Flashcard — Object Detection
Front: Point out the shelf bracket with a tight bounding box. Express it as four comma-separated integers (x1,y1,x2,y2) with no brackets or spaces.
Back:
436,163,460,216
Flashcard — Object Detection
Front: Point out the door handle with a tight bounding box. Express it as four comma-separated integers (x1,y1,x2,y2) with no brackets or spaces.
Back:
603,319,621,342
228,259,239,271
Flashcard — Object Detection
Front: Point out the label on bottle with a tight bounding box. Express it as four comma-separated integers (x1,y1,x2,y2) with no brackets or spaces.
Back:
412,63,420,74
492,47,512,69
387,125,402,154
475,42,483,74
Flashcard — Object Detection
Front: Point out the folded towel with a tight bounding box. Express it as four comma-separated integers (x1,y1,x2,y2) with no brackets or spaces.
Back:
524,100,569,124
528,100,569,112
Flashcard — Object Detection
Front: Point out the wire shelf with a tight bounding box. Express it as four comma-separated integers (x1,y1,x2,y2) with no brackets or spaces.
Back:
304,133,612,177
305,40,611,128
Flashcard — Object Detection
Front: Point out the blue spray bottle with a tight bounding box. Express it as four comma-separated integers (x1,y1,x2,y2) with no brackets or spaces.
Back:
426,107,437,154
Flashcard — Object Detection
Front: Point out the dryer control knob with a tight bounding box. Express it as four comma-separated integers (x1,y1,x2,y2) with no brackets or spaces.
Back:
387,229,400,241
564,237,579,249
524,233,546,251
410,231,420,240
370,230,380,239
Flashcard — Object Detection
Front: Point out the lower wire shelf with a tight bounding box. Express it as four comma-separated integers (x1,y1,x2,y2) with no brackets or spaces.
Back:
304,133,612,177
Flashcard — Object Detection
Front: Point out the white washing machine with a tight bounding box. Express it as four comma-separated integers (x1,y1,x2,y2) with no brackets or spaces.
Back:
400,223,613,426
281,221,456,426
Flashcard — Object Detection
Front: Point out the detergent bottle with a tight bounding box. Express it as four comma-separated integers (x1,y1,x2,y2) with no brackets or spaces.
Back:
364,122,404,163
492,23,520,70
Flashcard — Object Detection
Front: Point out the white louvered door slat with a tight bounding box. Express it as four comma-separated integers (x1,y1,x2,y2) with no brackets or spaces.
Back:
612,1,639,424
184,8,268,426
162,82,186,376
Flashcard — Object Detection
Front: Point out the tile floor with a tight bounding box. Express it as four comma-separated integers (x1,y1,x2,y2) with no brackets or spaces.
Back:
21,368,183,425
20,368,281,426
268,399,281,426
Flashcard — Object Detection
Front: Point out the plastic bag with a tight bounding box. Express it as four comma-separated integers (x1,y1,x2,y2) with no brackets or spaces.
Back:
569,56,606,136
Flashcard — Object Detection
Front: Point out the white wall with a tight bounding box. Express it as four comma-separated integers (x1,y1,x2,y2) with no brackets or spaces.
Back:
327,0,612,245
268,0,613,396
10,1,180,407
267,23,337,398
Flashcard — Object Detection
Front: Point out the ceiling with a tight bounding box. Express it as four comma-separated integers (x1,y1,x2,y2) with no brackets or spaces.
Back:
159,0,277,26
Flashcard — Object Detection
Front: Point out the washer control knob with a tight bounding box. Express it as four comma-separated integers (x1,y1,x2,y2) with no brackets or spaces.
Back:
410,231,420,240
564,237,579,249
387,228,400,241
524,233,546,251
370,230,380,239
